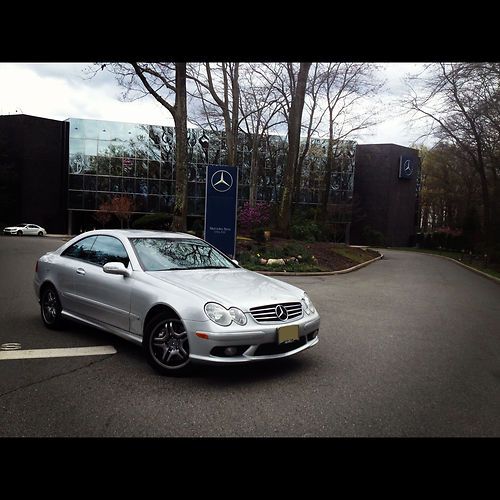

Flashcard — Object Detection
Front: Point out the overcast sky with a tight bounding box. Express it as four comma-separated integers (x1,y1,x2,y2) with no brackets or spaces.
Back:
0,62,432,147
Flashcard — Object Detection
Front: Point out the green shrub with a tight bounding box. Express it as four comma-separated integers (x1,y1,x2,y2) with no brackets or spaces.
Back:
291,221,322,242
361,226,385,246
132,213,171,230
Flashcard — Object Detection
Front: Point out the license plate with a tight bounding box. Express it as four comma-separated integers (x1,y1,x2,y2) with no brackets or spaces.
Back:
277,325,299,344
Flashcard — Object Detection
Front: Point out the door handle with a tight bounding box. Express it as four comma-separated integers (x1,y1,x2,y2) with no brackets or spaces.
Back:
76,268,86,276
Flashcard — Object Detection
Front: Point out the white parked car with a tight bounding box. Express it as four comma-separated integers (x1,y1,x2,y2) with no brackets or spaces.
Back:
3,223,47,236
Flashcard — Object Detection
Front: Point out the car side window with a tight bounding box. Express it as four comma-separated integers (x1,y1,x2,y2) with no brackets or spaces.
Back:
87,236,130,267
62,236,97,261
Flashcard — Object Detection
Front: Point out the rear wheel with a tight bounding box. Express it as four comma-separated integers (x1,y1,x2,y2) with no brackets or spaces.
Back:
38,231,44,236
143,313,191,376
41,285,63,329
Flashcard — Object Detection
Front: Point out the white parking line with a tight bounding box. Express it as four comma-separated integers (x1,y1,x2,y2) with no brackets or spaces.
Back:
0,345,117,361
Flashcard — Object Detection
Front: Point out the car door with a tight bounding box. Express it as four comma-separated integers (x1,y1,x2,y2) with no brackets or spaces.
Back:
26,224,38,235
58,235,98,313
72,235,132,331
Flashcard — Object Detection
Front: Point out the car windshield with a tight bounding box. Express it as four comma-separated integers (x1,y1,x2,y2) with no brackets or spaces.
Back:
130,238,236,271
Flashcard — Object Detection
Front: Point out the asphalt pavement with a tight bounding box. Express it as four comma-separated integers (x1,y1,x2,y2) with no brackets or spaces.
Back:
0,235,499,437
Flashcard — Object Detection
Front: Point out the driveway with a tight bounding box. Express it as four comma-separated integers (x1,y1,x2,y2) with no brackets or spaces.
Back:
0,237,499,436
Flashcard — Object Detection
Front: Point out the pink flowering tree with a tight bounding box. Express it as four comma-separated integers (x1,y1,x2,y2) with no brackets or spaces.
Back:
238,201,272,232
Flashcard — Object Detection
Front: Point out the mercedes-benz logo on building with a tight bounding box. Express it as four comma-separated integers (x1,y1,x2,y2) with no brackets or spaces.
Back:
403,159,413,175
211,170,233,193
275,305,288,321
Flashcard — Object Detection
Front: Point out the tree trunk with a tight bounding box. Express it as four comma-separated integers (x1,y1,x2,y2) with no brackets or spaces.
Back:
277,63,311,236
249,136,260,207
223,63,240,166
477,167,491,243
172,63,188,232
319,138,335,224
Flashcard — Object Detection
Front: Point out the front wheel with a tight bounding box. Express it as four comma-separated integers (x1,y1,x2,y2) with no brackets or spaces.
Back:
41,285,63,329
17,230,22,236
143,313,191,376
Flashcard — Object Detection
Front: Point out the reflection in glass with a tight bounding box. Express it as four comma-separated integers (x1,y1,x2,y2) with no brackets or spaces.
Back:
97,176,109,192
110,157,122,177
67,117,356,226
97,158,110,176
87,235,129,267
68,191,83,209
83,191,96,210
149,160,160,179
130,238,235,271
69,174,84,190
84,176,97,191
110,178,123,193
123,158,135,177
123,177,135,193
136,159,148,178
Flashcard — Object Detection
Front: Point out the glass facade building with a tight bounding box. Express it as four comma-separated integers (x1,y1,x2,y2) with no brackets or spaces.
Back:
67,117,356,237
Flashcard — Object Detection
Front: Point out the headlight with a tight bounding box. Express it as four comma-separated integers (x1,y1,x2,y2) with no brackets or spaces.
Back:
204,302,232,326
229,307,247,326
302,293,316,315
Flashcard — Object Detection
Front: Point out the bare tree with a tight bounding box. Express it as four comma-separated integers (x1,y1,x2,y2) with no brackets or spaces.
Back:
187,63,241,166
274,63,312,235
238,64,285,206
95,63,188,231
317,63,382,219
405,63,500,243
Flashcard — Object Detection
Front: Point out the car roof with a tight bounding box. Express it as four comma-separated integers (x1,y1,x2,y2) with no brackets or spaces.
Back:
80,229,201,239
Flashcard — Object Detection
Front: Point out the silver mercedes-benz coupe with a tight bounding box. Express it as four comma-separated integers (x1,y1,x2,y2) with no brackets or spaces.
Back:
34,230,320,375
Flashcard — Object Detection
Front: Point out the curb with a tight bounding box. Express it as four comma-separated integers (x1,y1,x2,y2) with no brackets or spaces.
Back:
255,252,384,277
415,252,500,285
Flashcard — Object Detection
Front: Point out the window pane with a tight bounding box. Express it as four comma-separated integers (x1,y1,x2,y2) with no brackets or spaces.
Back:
68,191,83,209
87,236,129,267
97,176,109,192
69,175,84,190
62,236,97,260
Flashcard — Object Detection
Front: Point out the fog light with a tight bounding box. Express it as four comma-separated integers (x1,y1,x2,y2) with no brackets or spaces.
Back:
224,347,238,356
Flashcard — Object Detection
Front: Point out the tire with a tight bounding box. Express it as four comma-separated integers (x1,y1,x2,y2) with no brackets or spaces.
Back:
143,312,191,376
38,231,44,236
40,285,64,329
17,230,22,236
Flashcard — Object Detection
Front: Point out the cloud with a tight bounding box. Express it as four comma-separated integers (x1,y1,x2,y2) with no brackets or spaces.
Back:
0,62,437,147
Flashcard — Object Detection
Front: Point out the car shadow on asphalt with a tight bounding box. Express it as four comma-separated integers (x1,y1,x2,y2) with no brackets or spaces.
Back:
42,321,316,385
188,356,314,385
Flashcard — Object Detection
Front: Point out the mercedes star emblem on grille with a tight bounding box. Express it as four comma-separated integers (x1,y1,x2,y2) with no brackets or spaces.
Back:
275,305,288,321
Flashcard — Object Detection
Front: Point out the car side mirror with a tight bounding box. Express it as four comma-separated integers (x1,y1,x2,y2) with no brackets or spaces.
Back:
231,259,239,266
103,262,131,277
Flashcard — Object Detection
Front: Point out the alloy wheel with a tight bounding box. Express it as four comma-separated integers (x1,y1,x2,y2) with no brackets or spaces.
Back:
150,319,190,369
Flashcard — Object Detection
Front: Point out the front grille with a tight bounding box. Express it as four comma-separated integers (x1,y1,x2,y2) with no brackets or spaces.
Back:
254,336,307,356
249,302,303,323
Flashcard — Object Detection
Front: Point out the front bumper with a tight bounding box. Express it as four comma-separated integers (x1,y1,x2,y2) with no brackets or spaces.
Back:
185,313,320,364
3,229,17,235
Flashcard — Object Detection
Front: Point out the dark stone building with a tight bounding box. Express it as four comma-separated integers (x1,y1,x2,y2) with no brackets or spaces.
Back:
0,114,69,233
350,144,420,247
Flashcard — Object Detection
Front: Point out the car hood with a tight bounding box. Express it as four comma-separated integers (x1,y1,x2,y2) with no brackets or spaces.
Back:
146,268,304,310
4,226,20,230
